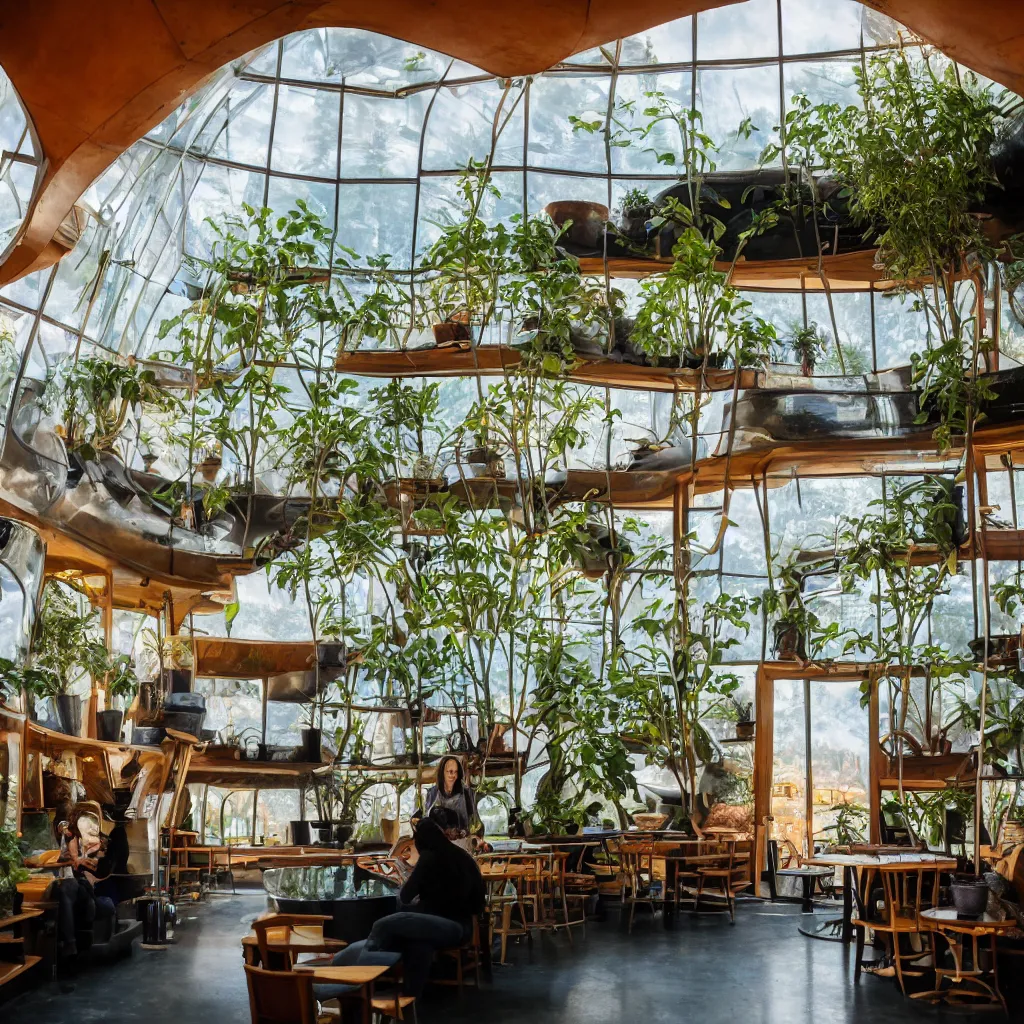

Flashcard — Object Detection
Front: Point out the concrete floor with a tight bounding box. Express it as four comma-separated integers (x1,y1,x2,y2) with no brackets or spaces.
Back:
2,894,1004,1024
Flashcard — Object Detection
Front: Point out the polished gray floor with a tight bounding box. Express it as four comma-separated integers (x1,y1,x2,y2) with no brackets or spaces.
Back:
1,894,1005,1023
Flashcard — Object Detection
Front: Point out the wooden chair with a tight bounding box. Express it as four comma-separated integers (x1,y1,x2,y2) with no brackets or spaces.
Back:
250,913,338,970
696,841,751,923
851,863,944,994
480,855,530,964
661,840,703,913
433,915,484,991
618,842,663,932
244,964,317,1024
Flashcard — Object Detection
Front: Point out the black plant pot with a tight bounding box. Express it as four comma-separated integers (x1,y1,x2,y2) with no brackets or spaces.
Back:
55,694,82,736
951,879,989,918
334,823,354,847
290,820,312,845
96,709,124,742
736,720,756,741
301,727,322,763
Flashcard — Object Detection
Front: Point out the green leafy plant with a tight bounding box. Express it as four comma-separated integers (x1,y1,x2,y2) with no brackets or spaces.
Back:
0,826,30,913
620,187,652,213
61,356,179,460
789,321,831,376
820,801,869,846
779,50,1008,449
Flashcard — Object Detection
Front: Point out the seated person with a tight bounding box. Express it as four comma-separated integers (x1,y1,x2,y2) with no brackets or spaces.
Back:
428,804,474,853
319,818,485,999
53,818,98,958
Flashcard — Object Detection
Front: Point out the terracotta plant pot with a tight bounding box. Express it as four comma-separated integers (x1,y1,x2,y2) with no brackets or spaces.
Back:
544,200,610,251
432,320,473,345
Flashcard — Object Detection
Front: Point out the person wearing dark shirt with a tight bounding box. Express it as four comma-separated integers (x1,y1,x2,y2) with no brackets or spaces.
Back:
365,817,484,995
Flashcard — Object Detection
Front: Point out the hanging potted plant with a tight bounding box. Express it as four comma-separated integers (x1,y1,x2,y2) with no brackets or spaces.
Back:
764,560,810,662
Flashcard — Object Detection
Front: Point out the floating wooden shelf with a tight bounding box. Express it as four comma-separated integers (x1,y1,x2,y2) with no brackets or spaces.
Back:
979,528,1024,561
337,344,755,394
186,755,326,789
183,637,326,679
0,955,42,988
577,249,899,292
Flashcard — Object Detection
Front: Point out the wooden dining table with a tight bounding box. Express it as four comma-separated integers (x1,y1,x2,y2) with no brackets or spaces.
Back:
241,924,346,965
802,852,958,944
293,964,392,1024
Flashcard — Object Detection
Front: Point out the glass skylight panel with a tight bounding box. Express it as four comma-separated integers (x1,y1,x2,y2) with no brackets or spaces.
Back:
621,16,693,66
526,74,611,173
336,181,417,268
610,72,692,175
782,59,860,111
271,84,342,178
421,80,525,172
204,81,276,167
694,65,781,170
781,0,867,55
697,0,779,62
340,92,428,179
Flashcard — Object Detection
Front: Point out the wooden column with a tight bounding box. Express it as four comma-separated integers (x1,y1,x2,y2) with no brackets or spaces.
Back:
868,677,883,844
753,665,774,886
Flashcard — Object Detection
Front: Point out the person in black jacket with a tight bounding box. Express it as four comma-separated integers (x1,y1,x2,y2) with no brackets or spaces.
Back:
363,817,485,995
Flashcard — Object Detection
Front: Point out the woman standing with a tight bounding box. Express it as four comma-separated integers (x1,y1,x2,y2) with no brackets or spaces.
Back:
424,755,476,835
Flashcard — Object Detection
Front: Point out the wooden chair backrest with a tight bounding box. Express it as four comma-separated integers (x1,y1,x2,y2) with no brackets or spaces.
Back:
251,912,330,969
244,964,316,1024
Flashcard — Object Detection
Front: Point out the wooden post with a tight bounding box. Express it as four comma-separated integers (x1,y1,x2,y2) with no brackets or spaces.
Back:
753,665,774,888
868,677,883,844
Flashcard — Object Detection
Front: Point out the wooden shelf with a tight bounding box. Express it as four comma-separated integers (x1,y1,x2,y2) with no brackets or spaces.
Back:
577,249,898,292
337,344,755,394
176,636,327,679
0,910,43,929
186,756,326,789
336,345,519,377
0,955,42,988
980,528,1024,561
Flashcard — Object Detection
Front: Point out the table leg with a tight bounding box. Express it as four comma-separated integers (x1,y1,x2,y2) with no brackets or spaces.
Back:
663,860,677,930
800,874,813,914
841,866,853,944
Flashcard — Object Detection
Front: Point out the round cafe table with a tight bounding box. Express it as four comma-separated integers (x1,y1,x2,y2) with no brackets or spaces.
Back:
914,907,1017,1013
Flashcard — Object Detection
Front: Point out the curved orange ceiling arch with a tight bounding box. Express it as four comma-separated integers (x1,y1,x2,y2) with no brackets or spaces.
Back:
0,0,1022,284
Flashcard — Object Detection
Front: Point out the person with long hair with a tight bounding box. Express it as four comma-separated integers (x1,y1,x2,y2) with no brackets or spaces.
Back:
424,755,476,833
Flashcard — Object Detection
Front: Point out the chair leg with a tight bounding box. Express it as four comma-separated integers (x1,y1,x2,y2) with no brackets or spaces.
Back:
892,935,907,996
854,925,865,982
499,902,511,965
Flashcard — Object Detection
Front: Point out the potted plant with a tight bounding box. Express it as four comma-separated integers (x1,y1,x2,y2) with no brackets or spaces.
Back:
97,652,138,742
763,558,813,662
790,321,830,376
733,699,756,741
542,200,610,252
617,187,654,244
29,583,109,735
0,827,30,917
